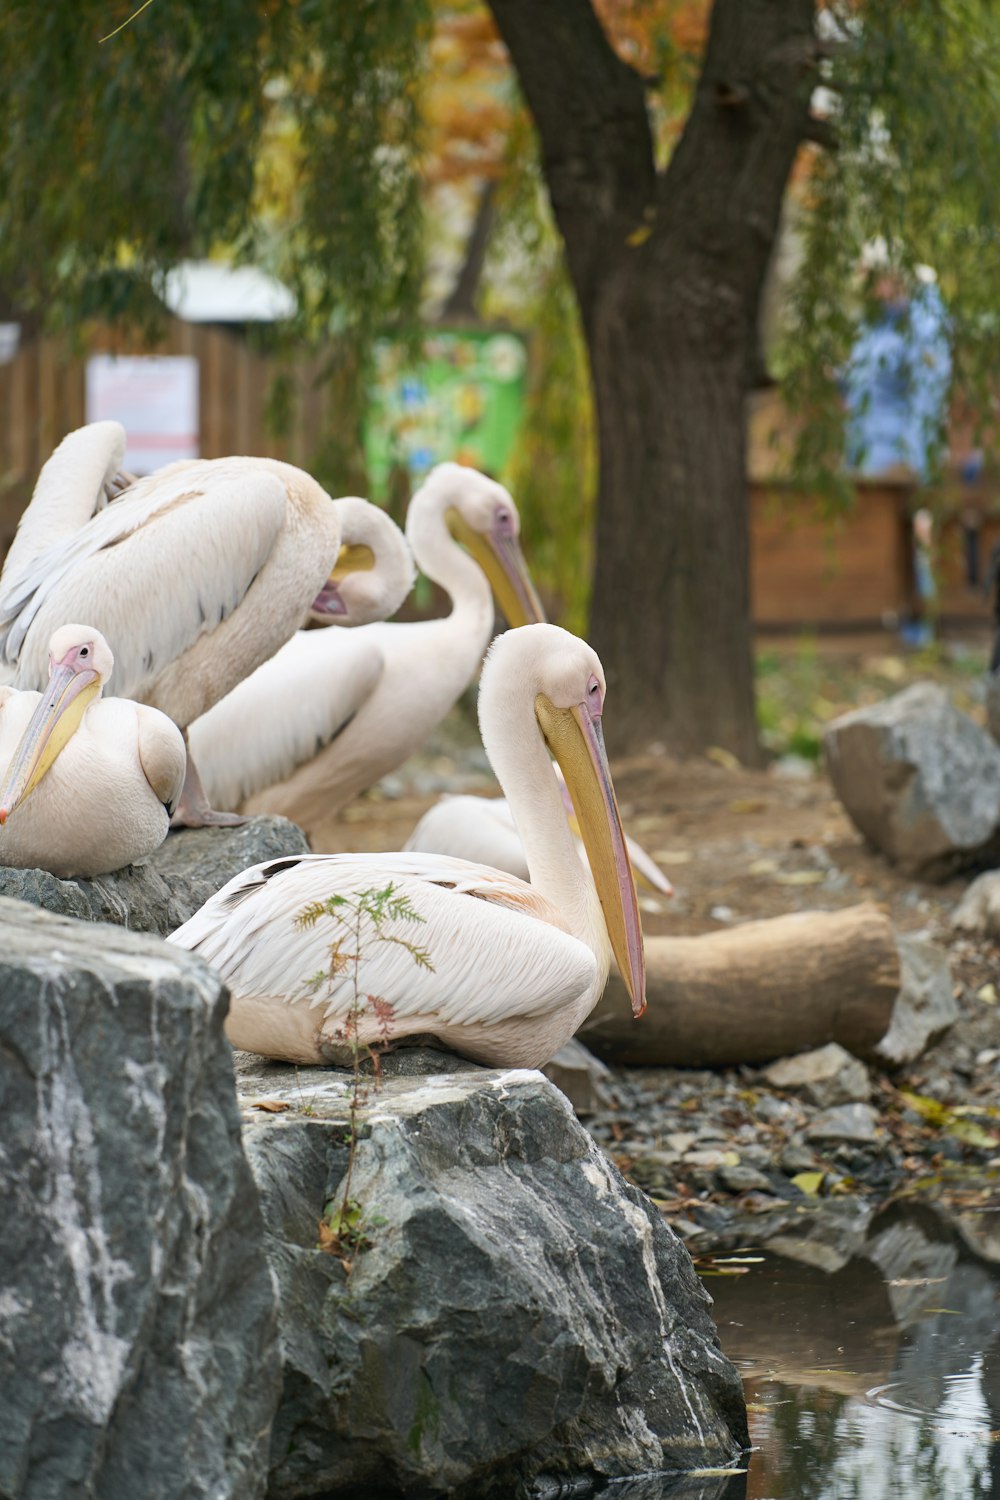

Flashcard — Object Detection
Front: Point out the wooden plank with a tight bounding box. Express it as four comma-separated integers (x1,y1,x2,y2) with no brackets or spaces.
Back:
751,482,912,625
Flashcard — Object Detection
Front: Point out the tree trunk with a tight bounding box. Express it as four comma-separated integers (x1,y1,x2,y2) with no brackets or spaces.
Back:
585,272,756,757
487,0,820,760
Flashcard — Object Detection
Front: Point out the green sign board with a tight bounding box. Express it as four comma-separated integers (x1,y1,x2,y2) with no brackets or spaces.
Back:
364,329,527,500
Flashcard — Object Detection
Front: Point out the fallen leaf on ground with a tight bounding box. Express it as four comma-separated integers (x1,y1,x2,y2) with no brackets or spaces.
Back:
706,746,741,771
652,849,693,864
250,1099,292,1113
792,1171,825,1196
775,870,826,886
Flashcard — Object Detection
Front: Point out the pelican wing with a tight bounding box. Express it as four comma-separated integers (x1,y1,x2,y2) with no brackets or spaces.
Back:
4,468,289,697
187,629,386,811
169,852,595,1029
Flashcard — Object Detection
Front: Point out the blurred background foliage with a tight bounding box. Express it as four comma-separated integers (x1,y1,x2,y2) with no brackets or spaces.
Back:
3,0,1000,629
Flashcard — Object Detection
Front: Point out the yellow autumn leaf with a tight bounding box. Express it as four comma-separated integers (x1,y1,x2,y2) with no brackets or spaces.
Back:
792,1171,825,1196
706,745,741,770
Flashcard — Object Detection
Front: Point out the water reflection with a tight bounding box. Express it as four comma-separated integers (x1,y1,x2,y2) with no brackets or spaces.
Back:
706,1204,1000,1499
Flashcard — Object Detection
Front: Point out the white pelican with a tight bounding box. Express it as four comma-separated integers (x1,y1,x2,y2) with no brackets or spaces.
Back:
167,623,646,1070
0,624,186,877
0,423,370,823
187,495,416,812
404,787,674,897
226,462,544,832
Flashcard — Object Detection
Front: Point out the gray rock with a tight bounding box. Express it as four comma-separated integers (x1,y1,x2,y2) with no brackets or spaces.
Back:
805,1103,880,1147
0,814,307,935
763,1043,871,1108
717,1165,772,1194
542,1038,612,1116
987,672,1000,746
875,935,959,1067
236,1063,748,1496
0,897,281,1500
779,1140,821,1176
951,870,1000,939
823,683,1000,879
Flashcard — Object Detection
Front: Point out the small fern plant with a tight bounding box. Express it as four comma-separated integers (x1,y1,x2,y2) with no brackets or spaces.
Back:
294,882,432,1266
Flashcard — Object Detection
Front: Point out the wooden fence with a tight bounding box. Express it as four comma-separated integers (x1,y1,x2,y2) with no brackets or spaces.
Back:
0,317,343,560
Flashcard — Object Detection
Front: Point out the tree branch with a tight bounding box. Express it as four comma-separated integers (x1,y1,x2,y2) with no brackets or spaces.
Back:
439,180,495,323
802,113,839,150
486,0,656,304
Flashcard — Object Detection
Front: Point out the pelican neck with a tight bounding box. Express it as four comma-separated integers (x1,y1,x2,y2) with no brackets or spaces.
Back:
405,487,493,628
479,676,607,960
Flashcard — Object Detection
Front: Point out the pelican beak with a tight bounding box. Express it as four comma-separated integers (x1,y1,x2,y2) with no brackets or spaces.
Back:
535,693,647,1017
0,661,100,823
557,776,673,897
310,543,376,619
446,509,546,626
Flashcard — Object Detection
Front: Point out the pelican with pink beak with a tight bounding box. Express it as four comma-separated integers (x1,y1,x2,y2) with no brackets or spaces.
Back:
168,623,646,1070
0,624,186,877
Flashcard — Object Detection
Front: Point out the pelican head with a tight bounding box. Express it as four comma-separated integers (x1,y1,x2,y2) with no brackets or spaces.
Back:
310,496,416,626
0,624,113,824
417,463,545,626
482,623,646,1018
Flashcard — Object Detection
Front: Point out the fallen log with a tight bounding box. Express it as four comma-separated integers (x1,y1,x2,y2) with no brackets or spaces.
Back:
580,903,900,1068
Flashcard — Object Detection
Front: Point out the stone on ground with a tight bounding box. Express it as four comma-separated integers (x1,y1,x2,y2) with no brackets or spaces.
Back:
874,935,959,1068
235,1053,748,1498
763,1043,871,1108
0,898,280,1500
541,1037,612,1116
805,1103,880,1148
0,814,307,935
824,683,1000,879
951,870,1000,940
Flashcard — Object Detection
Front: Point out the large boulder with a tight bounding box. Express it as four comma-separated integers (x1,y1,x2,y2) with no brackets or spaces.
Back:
0,815,307,935
0,898,281,1500
235,1053,748,1498
823,684,1000,879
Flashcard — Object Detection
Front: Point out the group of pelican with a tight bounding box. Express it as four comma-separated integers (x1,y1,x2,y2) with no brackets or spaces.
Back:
0,421,649,1068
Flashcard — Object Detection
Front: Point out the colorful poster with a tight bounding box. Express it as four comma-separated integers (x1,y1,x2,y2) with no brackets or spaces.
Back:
364,330,527,499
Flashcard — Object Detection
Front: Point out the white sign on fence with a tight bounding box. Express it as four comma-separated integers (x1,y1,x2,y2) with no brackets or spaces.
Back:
85,354,199,473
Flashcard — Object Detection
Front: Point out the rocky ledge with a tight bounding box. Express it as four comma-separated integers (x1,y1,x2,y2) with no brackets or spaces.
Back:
234,1049,749,1498
0,898,280,1500
0,815,308,935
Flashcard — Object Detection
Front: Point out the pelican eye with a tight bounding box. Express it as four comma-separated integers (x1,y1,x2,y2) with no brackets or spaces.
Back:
79,647,89,658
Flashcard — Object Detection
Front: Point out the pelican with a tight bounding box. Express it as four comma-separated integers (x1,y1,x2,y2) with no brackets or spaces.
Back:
167,623,646,1070
404,786,674,897
0,423,373,823
223,462,544,833
187,495,416,811
0,624,186,877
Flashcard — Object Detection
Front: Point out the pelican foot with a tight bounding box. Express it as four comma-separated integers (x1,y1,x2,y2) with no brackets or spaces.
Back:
170,802,251,830
173,743,250,828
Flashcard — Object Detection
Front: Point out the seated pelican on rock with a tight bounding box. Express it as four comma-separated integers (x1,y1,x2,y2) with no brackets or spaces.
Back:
0,624,186,878
168,622,646,1071
0,423,411,825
